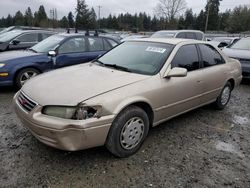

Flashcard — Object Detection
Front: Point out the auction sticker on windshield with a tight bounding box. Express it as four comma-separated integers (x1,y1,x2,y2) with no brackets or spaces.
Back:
146,46,166,53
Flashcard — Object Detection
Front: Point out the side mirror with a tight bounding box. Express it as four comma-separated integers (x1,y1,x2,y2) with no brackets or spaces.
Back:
165,67,187,78
11,40,20,45
48,50,57,57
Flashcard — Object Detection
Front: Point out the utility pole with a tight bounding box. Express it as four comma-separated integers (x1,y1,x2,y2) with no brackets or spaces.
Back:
97,5,102,29
205,0,210,33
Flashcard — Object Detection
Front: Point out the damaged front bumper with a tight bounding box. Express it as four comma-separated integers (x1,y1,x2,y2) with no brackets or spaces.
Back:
13,93,115,151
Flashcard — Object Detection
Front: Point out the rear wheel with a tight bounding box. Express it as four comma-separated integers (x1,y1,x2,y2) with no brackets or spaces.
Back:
15,68,40,89
213,82,232,110
105,106,149,158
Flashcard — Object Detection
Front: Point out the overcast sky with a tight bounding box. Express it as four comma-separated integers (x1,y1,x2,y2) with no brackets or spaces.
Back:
0,0,249,19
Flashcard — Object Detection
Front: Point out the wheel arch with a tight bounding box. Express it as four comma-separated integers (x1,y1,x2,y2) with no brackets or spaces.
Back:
13,66,42,83
114,98,154,127
227,78,235,90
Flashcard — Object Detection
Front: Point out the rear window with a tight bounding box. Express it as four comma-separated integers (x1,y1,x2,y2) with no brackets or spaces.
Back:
151,31,176,38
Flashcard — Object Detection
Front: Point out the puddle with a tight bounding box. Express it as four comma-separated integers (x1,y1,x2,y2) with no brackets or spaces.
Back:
232,115,250,126
216,141,244,158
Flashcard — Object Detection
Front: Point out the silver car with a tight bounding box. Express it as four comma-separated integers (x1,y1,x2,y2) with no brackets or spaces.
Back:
223,37,250,79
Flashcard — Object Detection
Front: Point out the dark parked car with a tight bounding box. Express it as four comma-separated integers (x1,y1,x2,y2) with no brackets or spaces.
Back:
223,37,250,79
0,30,55,52
0,33,119,88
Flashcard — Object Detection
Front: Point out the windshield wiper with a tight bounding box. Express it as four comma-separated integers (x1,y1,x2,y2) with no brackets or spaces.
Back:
92,59,132,72
103,64,131,72
29,48,37,53
93,60,131,72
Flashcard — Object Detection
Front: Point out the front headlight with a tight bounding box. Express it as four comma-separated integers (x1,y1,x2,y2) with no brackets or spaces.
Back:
0,63,5,68
42,103,102,120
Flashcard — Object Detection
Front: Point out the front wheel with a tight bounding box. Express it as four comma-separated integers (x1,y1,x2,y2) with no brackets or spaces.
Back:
105,106,149,158
213,82,232,110
15,68,40,89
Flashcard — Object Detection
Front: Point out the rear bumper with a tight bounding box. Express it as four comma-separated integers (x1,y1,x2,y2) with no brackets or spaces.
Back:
13,93,114,151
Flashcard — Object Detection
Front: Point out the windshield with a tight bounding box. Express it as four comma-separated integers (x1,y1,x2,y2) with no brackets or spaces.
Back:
98,41,173,75
151,31,176,38
31,35,65,53
0,30,22,42
229,38,250,50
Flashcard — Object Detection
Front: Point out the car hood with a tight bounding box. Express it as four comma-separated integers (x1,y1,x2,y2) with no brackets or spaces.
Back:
22,63,149,106
223,48,250,59
0,50,41,62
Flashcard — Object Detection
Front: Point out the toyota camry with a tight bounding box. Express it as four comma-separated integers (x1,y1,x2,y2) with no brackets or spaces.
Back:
14,38,242,157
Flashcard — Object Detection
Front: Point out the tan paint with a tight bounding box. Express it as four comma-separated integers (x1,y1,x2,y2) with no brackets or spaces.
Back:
14,39,242,151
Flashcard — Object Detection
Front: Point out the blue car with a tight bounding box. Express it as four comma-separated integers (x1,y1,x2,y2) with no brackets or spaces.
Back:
0,33,119,88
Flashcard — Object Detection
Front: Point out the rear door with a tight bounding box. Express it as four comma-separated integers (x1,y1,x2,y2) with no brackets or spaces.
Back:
55,36,88,68
197,44,229,103
85,37,107,60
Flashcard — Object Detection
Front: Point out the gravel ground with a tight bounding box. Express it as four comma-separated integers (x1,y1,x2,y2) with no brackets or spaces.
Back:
0,82,250,188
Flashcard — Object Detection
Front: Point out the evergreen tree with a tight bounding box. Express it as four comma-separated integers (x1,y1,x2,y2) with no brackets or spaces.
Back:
68,12,74,28
184,9,194,29
178,15,185,29
14,11,24,26
88,8,97,29
75,0,90,29
205,0,222,31
195,10,206,31
60,16,69,28
24,7,33,26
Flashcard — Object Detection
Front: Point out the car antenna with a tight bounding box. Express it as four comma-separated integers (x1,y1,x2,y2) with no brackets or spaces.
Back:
85,30,90,36
94,30,99,37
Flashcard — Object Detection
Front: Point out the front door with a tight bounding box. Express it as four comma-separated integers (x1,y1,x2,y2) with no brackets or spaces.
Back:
157,44,204,120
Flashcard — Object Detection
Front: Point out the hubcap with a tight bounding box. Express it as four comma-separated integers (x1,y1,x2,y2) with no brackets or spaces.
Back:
221,86,231,105
20,71,38,86
120,117,144,150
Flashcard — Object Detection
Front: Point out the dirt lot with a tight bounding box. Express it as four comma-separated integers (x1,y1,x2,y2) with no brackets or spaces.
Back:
0,82,250,188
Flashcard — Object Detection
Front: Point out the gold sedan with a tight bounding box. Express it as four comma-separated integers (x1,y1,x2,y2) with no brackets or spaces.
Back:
14,38,242,157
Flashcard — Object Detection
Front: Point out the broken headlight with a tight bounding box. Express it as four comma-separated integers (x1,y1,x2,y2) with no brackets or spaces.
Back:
42,104,102,120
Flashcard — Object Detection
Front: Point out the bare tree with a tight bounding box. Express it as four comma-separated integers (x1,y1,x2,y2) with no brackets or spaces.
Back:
155,0,187,21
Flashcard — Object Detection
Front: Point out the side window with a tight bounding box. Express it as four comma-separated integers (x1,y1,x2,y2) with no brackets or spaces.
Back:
88,37,104,51
196,33,203,40
199,44,225,67
171,45,200,71
59,37,86,54
103,39,112,50
176,32,186,39
186,32,196,39
15,33,38,42
107,39,118,47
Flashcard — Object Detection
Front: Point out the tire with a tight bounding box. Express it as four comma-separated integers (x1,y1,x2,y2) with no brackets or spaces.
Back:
15,68,40,89
105,105,149,158
213,82,232,110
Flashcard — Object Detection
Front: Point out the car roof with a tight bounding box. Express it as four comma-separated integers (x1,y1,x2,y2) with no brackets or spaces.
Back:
56,33,119,40
126,38,206,45
15,30,55,33
156,30,204,34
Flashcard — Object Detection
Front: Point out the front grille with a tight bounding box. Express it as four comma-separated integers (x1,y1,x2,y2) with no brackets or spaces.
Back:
18,92,37,112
